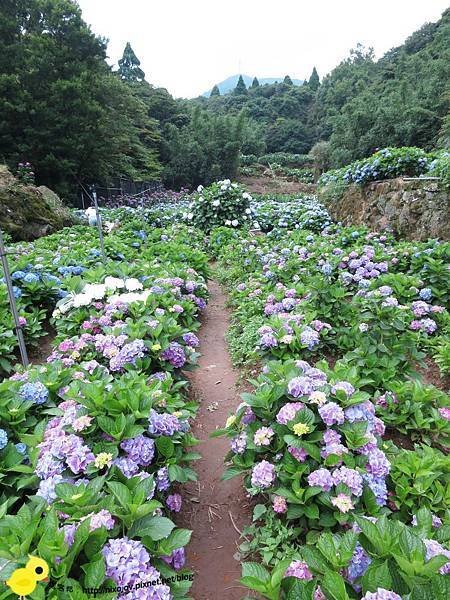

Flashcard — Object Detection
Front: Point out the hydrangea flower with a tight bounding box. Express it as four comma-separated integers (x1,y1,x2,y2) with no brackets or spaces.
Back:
287,376,314,398
19,382,49,405
251,461,275,489
308,468,333,492
331,493,354,513
166,494,182,512
0,429,8,450
332,466,363,496
284,560,313,580
362,590,402,600
231,432,247,454
148,410,181,437
318,402,345,426
347,543,371,582
120,435,155,466
424,539,450,574
254,427,274,446
276,402,304,425
160,342,186,368
156,467,170,491
273,496,287,514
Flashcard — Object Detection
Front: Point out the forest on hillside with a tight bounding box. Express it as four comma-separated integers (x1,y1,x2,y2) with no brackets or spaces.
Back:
0,0,448,198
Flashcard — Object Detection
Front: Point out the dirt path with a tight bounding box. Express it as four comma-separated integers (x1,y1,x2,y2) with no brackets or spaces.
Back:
178,279,253,600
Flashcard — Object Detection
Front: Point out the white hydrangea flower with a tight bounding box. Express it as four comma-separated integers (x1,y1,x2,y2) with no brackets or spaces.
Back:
187,213,193,220
125,278,143,291
225,220,231,226
212,199,220,207
104,276,125,291
231,220,239,227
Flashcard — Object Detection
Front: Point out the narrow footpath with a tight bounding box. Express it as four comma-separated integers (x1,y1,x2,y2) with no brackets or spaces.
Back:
178,279,253,600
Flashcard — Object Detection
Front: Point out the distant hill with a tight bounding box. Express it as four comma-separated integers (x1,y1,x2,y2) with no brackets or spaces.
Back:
202,74,304,97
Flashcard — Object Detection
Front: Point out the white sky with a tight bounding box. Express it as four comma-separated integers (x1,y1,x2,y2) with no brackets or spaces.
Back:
76,0,449,98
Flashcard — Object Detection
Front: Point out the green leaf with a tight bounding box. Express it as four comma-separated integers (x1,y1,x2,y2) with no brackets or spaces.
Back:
253,504,267,521
0,557,18,582
221,466,244,481
83,556,105,588
106,481,132,508
129,515,175,540
156,436,174,458
241,562,270,583
361,560,392,593
321,571,350,600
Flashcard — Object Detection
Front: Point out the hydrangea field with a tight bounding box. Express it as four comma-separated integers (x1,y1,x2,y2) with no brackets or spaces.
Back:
0,176,449,599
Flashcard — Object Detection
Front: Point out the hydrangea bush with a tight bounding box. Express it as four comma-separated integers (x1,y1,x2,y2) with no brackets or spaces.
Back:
184,180,253,232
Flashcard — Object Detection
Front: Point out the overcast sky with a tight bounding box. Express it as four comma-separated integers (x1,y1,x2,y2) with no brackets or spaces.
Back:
76,0,449,98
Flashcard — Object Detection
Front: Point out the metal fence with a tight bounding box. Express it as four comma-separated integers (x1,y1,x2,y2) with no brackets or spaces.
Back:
76,178,163,208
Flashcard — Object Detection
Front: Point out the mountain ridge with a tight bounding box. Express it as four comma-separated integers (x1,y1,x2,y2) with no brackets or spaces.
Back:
201,73,304,97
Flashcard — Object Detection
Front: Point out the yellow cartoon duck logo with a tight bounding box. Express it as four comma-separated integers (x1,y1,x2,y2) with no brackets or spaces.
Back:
6,556,49,598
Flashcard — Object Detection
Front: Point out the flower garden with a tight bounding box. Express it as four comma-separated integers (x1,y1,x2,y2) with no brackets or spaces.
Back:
0,163,449,599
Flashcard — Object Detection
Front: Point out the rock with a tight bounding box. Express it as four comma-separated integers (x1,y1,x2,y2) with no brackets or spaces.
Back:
0,165,77,241
320,177,450,240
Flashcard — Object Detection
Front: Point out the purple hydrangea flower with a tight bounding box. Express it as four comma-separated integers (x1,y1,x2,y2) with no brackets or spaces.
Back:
308,468,333,492
148,409,181,436
113,457,140,478
161,342,186,368
364,474,388,506
166,493,182,512
109,339,147,371
62,523,78,548
182,332,199,347
90,509,115,531
251,461,275,489
331,381,355,397
156,467,170,491
260,332,278,348
332,466,363,496
319,402,345,426
120,435,155,466
19,381,49,405
424,539,450,574
287,377,314,398
300,327,320,350
276,402,304,425
347,543,371,581
102,537,171,598
288,446,307,462
362,590,402,600
231,432,247,454
36,474,65,503
162,547,185,571
284,560,313,580
366,448,390,478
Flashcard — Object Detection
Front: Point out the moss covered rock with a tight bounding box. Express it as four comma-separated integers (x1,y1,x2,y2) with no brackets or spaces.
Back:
0,165,76,241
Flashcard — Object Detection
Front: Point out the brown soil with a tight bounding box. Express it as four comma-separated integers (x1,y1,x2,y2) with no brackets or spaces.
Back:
28,320,56,365
413,357,450,392
383,428,415,450
238,174,316,196
178,280,254,600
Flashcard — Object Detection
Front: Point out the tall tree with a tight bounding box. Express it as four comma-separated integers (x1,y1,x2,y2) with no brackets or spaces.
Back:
308,67,320,91
234,75,248,95
210,84,221,97
117,42,145,82
0,0,160,198
283,75,293,85
251,77,260,88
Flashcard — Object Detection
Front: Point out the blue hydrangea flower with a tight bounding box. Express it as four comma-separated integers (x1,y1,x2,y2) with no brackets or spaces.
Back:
23,272,39,284
15,443,27,454
0,429,8,450
19,381,49,405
